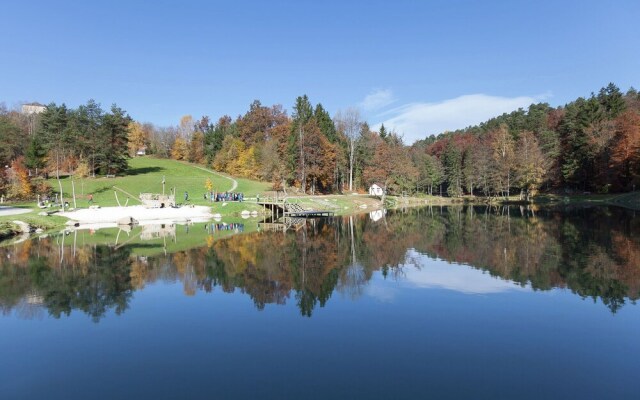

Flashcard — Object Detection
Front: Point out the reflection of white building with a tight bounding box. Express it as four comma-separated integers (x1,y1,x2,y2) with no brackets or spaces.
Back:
140,224,176,240
368,183,384,196
21,102,47,115
369,209,386,222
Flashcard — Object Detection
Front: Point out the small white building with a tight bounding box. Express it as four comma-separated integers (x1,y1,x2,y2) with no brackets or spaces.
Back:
136,147,147,156
368,183,384,196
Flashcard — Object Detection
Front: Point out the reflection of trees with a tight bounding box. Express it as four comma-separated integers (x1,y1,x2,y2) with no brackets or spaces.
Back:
0,239,133,322
337,216,368,299
1,205,639,318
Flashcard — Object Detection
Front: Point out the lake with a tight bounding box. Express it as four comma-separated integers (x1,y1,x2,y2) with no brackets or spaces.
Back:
1,205,639,399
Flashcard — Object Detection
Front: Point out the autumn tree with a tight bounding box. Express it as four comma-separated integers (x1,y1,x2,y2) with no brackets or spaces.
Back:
7,157,32,199
490,124,516,198
303,118,336,194
189,131,206,164
363,133,416,198
515,131,547,200
334,108,362,191
171,137,189,160
178,115,195,140
127,121,147,157
611,110,640,189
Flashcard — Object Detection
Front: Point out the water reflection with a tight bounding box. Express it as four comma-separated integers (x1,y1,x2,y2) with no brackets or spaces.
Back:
1,205,638,320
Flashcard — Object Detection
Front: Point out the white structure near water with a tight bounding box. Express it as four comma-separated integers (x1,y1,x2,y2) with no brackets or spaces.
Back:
368,183,384,196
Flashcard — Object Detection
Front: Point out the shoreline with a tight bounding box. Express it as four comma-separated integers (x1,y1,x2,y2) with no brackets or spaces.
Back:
2,191,639,242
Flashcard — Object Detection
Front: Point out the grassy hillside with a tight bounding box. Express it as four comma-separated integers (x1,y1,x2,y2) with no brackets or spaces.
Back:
48,157,271,208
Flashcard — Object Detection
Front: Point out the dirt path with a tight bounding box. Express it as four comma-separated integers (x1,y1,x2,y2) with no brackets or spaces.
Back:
190,165,238,192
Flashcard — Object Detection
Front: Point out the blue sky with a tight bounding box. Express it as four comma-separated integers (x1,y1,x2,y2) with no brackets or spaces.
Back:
1,0,638,143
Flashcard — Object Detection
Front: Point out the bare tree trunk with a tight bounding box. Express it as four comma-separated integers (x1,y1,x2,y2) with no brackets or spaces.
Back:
349,139,354,191
299,125,305,193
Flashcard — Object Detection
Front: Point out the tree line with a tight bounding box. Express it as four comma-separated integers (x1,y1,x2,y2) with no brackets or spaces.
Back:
149,83,640,197
143,97,416,196
414,83,640,198
1,83,638,200
0,100,131,199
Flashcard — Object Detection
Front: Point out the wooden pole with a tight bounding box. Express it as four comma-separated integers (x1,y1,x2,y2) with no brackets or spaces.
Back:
57,178,64,211
71,178,77,209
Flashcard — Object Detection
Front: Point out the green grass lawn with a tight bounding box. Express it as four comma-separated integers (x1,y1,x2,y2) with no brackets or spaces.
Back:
1,157,271,236
47,157,271,208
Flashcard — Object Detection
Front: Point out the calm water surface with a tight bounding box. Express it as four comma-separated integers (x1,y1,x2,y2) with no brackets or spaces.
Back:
1,205,639,399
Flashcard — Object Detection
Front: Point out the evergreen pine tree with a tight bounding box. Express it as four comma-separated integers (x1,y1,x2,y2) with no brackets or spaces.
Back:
24,135,47,173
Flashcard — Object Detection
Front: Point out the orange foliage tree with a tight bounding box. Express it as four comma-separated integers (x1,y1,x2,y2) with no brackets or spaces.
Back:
7,157,32,200
611,110,640,189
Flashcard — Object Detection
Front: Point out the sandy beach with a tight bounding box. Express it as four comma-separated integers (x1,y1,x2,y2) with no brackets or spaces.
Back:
60,205,213,224
0,207,32,217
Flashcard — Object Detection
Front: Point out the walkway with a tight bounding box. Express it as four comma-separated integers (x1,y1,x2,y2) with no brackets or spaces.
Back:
190,165,238,192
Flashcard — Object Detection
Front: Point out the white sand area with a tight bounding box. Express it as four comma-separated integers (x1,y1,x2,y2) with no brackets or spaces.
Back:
0,207,31,217
60,205,213,224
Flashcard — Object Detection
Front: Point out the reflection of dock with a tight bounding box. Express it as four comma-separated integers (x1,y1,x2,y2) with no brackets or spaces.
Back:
259,217,306,232
257,196,335,218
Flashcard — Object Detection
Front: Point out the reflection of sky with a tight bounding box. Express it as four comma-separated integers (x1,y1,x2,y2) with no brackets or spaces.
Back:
366,249,527,301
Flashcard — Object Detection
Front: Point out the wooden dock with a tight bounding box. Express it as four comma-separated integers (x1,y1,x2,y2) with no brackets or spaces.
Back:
257,196,335,218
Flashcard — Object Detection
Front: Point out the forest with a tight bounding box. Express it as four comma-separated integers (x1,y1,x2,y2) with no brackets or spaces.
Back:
1,83,638,200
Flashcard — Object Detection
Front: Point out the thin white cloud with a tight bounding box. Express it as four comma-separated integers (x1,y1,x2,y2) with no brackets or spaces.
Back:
373,93,547,144
401,249,528,295
359,89,396,111
364,249,527,302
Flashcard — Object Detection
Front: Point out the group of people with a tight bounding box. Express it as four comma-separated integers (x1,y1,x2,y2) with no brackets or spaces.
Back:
204,192,244,202
205,223,245,233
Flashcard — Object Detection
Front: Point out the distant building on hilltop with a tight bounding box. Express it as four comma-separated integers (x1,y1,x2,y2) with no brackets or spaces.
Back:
21,102,47,115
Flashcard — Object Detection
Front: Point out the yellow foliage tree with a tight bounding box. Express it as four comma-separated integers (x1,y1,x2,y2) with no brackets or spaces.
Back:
189,131,206,164
213,136,245,174
205,177,213,194
171,137,189,160
237,146,259,179
74,157,91,178
127,121,147,157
